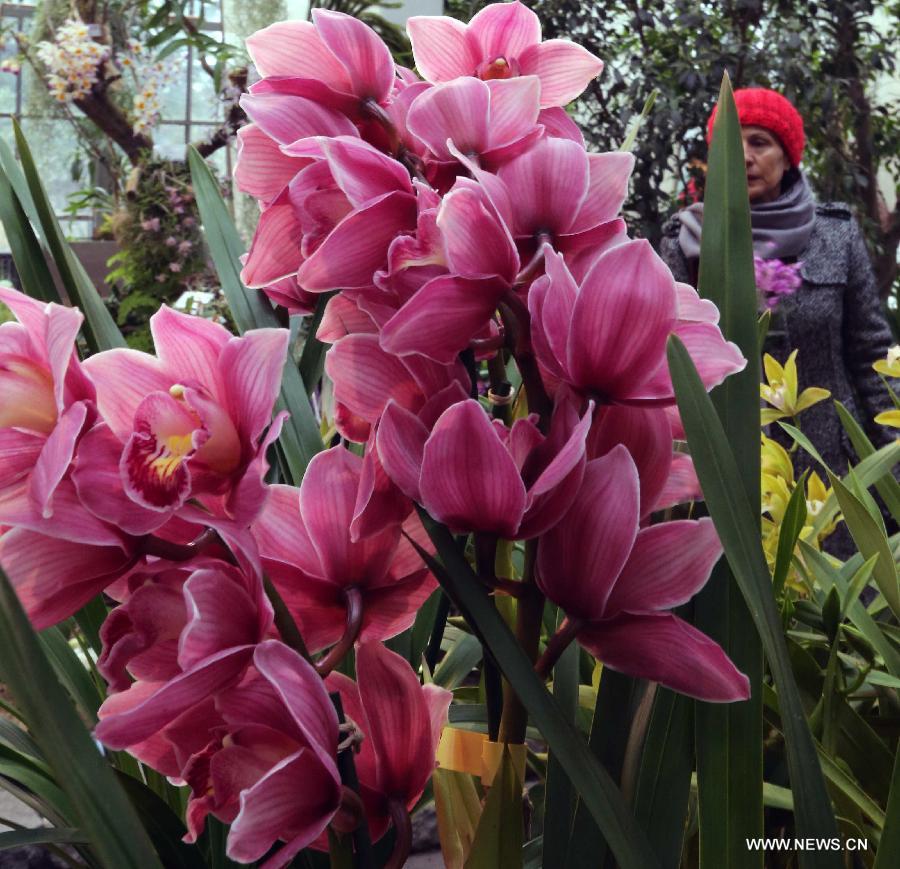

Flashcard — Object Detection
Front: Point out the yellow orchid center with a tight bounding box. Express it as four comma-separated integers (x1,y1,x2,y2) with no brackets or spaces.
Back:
0,358,58,435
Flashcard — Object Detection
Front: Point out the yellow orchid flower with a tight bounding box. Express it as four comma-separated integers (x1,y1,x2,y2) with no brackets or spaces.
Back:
875,409,900,429
760,350,830,424
873,345,900,378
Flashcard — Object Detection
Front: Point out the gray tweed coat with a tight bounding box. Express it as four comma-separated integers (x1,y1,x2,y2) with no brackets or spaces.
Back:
659,202,896,478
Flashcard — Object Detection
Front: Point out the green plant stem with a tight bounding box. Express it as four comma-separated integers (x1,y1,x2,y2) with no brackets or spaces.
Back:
499,538,545,744
475,534,504,741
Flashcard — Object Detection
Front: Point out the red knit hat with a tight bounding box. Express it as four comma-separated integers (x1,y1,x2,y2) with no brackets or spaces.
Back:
706,88,805,167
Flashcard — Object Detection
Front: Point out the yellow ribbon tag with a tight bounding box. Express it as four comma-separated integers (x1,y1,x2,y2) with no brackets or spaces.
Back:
436,727,526,785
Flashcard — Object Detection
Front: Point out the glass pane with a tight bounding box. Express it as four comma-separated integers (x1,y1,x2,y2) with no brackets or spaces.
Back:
189,51,222,123
154,122,189,160
17,117,84,222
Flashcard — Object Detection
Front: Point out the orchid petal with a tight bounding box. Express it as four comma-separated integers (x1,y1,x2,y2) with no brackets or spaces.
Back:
241,92,357,145
407,16,475,82
297,192,417,291
419,400,526,537
536,446,640,620
252,484,322,577
376,401,428,501
234,124,309,206
150,306,231,398
519,39,604,107
312,9,395,103
246,20,351,87
406,78,490,160
321,136,412,206
574,152,634,229
241,190,304,289
577,612,750,702
379,275,506,364
469,1,542,60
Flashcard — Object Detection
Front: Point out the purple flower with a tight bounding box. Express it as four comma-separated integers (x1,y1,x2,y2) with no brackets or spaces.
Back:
141,217,161,232
754,255,803,310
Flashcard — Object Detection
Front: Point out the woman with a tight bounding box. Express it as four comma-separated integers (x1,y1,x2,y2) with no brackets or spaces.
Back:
660,88,896,490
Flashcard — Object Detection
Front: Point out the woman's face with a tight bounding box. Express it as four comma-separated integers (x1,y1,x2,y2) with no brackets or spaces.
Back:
741,125,790,204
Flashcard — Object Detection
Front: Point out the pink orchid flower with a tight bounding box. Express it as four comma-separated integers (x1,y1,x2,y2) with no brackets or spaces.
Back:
377,395,592,539
181,642,343,868
241,136,417,293
246,9,396,112
408,1,603,108
76,306,288,530
327,642,451,841
94,561,273,751
536,446,750,702
251,448,437,654
0,287,95,520
529,244,745,405
406,75,542,168
378,178,520,362
324,331,470,441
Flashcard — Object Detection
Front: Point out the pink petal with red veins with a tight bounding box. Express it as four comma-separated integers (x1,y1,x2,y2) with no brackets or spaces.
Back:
0,286,46,336
82,348,171,441
254,640,339,763
469,1,542,60
655,453,702,511
538,107,585,144
226,412,286,527
150,306,231,399
297,192,417,291
227,749,340,868
532,246,577,373
361,568,436,643
637,321,746,401
376,401,428,501
497,137,588,236
407,15,475,82
312,9,395,103
567,239,676,396
43,302,85,410
245,20,351,87
519,39,604,108
406,78,490,160
0,429,43,490
234,125,308,206
321,136,412,206
379,274,507,364
0,528,133,629
250,75,361,117
241,190,304,289
0,478,127,546
241,92,357,145
574,152,635,229
350,434,412,541
605,518,722,614
31,400,88,518
527,275,567,382
356,642,451,800
218,328,288,445
325,333,424,424
73,423,168,535
437,185,518,281
121,392,200,512
299,448,399,585
334,401,371,443
419,400,526,537
252,484,322,575
179,568,268,669
317,293,378,341
486,77,541,149
676,282,720,323
94,646,255,748
536,447,639,620
577,612,750,702
587,404,673,519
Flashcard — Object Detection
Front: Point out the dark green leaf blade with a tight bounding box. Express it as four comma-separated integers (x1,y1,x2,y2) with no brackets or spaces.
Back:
692,72,764,868
12,121,126,352
0,828,86,851
0,565,164,869
668,334,841,868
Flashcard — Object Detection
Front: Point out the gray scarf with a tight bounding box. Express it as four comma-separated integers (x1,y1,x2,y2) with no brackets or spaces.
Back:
678,171,816,261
